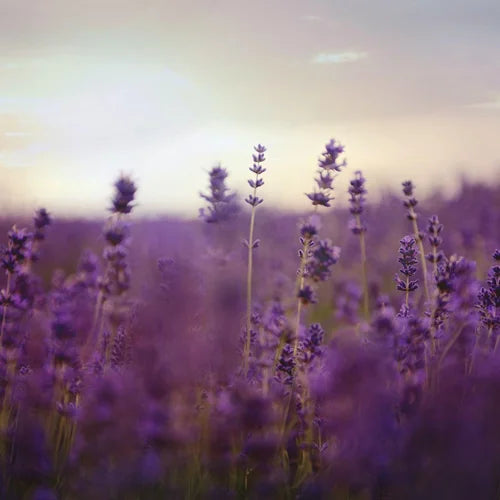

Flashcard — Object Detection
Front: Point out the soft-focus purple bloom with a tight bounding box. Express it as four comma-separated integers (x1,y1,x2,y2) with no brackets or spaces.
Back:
111,175,137,214
306,138,346,207
348,170,367,215
306,191,332,207
402,180,418,218
306,239,340,282
298,284,317,305
477,250,500,335
395,235,419,293
33,208,52,241
200,165,239,223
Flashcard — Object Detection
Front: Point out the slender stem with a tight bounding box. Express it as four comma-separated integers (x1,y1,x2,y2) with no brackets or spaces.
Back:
468,330,480,376
0,272,12,345
24,240,39,274
356,215,369,319
293,238,309,359
243,182,258,377
438,325,464,371
409,209,430,302
405,276,409,308
432,246,438,277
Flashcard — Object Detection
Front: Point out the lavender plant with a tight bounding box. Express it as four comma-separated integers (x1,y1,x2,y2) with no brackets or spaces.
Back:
199,164,238,224
243,144,266,377
306,138,346,207
477,249,499,350
91,175,136,364
402,180,430,301
295,138,346,357
348,170,369,318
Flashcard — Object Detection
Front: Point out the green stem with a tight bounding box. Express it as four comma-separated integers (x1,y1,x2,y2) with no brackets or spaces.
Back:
409,209,430,302
293,238,309,359
0,272,12,346
356,215,369,319
244,182,258,377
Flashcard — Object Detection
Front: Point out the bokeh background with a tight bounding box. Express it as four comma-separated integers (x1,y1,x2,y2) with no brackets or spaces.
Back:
0,0,499,216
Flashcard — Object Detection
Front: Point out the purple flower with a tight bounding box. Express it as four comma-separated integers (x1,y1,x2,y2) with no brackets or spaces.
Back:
402,180,418,218
348,170,367,216
306,138,346,208
246,144,266,207
319,138,347,171
402,180,414,197
111,175,137,214
426,215,444,265
200,164,239,223
33,208,52,241
477,250,500,334
104,222,130,247
395,236,419,293
299,220,319,240
306,239,340,282
277,342,296,384
348,170,367,234
298,285,317,305
300,323,325,364
306,191,333,207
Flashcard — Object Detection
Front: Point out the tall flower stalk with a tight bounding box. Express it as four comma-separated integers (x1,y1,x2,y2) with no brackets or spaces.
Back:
402,181,430,302
293,139,346,356
348,170,369,319
89,175,136,361
0,227,32,345
243,144,266,377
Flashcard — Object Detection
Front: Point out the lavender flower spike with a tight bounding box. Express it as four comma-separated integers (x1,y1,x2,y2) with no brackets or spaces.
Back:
395,235,419,307
306,138,347,208
349,170,369,318
426,215,444,275
111,175,137,214
199,164,238,223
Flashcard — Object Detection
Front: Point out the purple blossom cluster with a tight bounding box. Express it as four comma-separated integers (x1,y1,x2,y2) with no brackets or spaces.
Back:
0,144,498,499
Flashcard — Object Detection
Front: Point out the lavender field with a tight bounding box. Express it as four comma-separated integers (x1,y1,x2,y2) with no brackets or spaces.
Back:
0,140,498,499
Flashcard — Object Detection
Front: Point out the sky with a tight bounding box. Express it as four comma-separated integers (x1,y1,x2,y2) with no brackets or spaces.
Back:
0,0,499,217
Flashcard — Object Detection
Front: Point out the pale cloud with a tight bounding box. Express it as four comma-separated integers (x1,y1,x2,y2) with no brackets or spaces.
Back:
312,52,368,64
0,58,46,71
467,95,500,109
3,131,31,137
303,15,322,22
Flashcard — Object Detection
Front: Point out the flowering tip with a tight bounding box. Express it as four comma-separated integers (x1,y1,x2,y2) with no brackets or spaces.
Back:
306,191,332,207
298,285,317,305
111,175,137,214
242,239,260,249
252,153,266,163
34,207,52,229
402,180,414,197
249,165,266,175
245,195,263,207
248,178,264,188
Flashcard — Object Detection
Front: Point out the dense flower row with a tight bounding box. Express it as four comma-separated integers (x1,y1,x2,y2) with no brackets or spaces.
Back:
0,143,498,499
